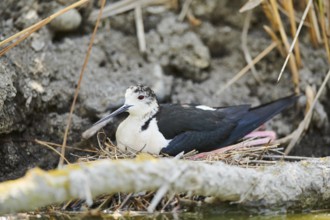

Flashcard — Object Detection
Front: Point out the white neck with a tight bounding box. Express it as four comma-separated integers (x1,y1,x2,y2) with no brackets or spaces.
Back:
129,105,159,120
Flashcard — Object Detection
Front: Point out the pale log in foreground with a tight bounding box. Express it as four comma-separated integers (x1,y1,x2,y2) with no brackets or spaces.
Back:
1,157,330,214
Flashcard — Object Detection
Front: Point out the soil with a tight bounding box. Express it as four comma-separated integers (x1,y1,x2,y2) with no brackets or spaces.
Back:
0,0,329,181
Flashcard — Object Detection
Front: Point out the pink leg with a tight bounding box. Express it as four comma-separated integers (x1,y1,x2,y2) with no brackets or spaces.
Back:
243,130,276,140
188,130,277,160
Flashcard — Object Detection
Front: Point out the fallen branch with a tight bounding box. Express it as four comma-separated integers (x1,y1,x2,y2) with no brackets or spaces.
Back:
1,157,330,214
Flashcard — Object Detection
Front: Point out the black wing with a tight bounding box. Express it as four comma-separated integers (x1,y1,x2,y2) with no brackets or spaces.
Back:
159,95,298,156
156,104,250,139
156,104,250,155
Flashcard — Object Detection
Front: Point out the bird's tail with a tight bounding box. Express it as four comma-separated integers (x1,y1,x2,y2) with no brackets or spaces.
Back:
222,95,299,147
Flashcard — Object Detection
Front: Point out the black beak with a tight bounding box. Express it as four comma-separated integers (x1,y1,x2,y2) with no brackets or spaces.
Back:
82,104,132,139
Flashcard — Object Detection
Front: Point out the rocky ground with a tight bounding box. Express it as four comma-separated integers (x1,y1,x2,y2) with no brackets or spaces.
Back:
0,0,329,181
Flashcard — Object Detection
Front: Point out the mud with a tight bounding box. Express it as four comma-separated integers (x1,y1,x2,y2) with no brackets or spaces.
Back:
0,1,329,181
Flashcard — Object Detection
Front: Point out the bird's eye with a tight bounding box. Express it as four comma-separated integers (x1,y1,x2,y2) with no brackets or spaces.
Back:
138,95,145,100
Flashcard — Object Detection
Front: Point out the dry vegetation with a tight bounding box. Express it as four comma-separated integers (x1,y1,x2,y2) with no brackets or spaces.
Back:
33,131,311,215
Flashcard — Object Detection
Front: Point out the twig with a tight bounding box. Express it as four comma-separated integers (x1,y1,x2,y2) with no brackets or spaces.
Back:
97,131,113,157
161,192,176,212
190,137,277,160
35,139,70,164
276,3,311,26
307,0,322,46
59,0,106,167
263,25,286,56
318,0,330,63
269,0,299,93
115,193,133,211
285,68,330,155
147,153,184,213
216,41,277,95
135,5,146,53
262,155,312,160
34,139,97,153
89,0,170,20
186,9,201,26
96,195,113,210
241,10,261,83
247,160,277,164
277,0,312,84
283,0,302,67
178,0,192,21
239,0,263,13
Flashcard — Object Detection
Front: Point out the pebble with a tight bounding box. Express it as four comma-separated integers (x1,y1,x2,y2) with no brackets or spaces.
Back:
50,8,82,32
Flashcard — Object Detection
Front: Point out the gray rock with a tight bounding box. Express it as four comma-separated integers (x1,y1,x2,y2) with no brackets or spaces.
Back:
0,57,21,134
50,8,82,32
312,101,329,129
14,9,40,30
196,22,241,58
146,16,210,81
171,58,260,107
191,0,246,28
31,33,46,52
46,112,90,142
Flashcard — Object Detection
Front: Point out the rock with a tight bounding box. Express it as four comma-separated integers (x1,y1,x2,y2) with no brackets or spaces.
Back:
312,101,329,129
14,9,40,29
0,57,21,134
47,112,90,142
171,58,259,107
30,33,46,51
50,8,82,32
196,22,241,58
146,16,210,81
191,0,246,28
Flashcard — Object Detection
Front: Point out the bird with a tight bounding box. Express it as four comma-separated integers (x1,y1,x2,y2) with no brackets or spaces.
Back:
82,85,298,156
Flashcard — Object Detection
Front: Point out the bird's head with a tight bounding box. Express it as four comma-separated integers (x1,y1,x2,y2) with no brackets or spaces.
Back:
82,85,159,139
124,85,159,117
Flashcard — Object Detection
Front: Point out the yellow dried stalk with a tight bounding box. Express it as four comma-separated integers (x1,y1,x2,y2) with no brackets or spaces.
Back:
263,25,286,56
269,0,299,93
305,0,322,47
282,0,302,67
318,0,330,63
261,1,279,31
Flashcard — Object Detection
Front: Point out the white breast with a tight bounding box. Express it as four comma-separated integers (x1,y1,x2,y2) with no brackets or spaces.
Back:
116,116,170,154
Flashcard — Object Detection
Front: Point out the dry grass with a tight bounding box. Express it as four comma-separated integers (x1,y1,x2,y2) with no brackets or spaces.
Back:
240,0,330,92
263,0,329,87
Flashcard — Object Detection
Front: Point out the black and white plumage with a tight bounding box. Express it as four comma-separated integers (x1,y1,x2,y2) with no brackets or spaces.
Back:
82,85,297,156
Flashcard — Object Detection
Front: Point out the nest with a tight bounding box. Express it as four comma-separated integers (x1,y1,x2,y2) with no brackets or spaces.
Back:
56,130,308,215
